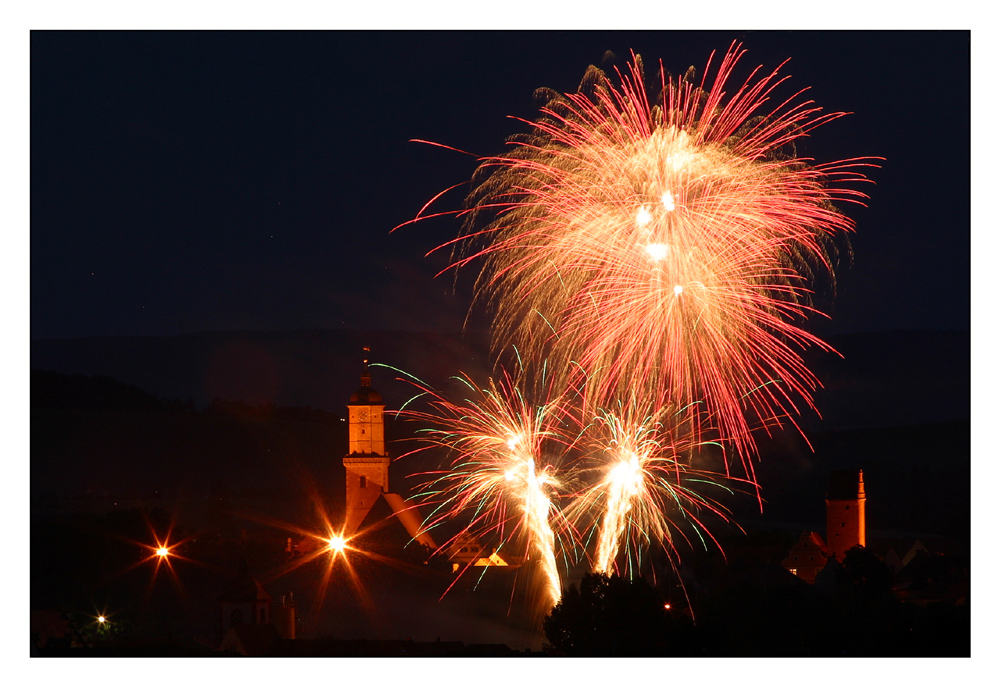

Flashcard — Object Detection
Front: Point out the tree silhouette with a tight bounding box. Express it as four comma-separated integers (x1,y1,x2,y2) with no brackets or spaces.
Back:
543,572,676,656
828,545,902,655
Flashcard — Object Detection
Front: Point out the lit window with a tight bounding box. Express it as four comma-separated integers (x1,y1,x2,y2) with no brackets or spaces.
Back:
790,568,798,576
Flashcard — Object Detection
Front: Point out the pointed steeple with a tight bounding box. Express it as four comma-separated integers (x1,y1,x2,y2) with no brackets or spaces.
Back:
350,346,382,405
361,345,371,388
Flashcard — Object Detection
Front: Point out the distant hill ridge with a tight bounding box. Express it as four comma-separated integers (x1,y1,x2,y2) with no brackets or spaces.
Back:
30,328,969,430
31,369,339,423
31,369,166,412
30,328,492,414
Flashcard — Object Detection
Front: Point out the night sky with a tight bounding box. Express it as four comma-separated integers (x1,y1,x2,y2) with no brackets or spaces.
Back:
30,30,970,340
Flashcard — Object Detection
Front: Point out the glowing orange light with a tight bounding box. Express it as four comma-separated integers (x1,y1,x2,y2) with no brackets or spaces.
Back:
156,547,169,558
327,536,347,553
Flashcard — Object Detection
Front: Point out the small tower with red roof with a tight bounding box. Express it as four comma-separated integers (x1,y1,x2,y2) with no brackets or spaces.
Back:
825,469,866,562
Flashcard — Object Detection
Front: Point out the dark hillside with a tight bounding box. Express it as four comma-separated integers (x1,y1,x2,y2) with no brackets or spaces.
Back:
31,328,493,414
31,328,970,432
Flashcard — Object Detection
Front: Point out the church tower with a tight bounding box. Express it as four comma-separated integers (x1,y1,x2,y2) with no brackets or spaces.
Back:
342,348,390,535
825,469,866,561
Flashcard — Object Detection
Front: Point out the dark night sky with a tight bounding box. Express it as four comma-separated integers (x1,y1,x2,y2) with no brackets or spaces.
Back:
30,30,971,340
15,9,990,677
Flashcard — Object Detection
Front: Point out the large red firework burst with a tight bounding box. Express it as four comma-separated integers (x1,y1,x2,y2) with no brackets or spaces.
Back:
447,44,876,476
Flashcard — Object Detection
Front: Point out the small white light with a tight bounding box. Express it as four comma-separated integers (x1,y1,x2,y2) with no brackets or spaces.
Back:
674,285,684,296
645,243,668,261
661,191,675,212
636,205,652,227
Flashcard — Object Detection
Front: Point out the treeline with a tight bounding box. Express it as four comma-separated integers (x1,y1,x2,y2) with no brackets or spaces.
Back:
545,548,969,657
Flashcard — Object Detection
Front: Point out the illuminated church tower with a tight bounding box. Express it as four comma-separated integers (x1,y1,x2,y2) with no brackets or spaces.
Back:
825,469,866,561
342,348,390,535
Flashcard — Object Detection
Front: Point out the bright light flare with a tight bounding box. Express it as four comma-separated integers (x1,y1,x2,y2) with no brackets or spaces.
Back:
145,540,178,580
129,529,196,598
324,533,355,558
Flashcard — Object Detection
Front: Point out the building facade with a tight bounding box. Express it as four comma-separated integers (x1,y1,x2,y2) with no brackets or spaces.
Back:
825,469,866,562
342,350,390,535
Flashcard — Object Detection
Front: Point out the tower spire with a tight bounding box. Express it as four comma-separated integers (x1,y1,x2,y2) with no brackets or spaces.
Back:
343,345,388,535
361,345,371,387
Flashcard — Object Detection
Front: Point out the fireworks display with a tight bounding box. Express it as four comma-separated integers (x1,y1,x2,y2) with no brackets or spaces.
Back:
568,403,737,578
402,43,872,609
444,44,874,470
402,371,574,608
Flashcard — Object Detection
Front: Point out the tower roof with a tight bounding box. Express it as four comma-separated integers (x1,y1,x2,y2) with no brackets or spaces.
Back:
827,469,865,500
350,385,383,404
349,347,383,405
